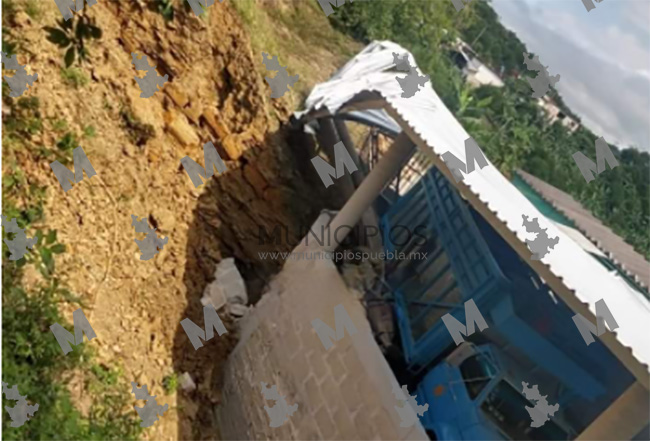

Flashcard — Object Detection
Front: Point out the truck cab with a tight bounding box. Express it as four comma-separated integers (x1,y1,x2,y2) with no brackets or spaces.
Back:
416,343,572,441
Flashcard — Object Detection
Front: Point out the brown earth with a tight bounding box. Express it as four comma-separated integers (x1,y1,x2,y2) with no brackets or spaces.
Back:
3,0,356,439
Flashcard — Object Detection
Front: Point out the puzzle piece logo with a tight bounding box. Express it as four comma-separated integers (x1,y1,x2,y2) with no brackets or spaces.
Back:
262,53,299,99
131,53,168,98
186,0,224,16
392,52,430,98
523,52,560,99
392,384,428,428
131,382,168,428
521,382,559,428
1,215,37,261
2,382,39,428
53,0,98,21
260,382,297,428
131,215,168,260
1,52,38,97
521,215,559,260
450,0,474,12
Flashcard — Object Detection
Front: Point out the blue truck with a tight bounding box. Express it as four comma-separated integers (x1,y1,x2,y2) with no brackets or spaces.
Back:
377,165,637,440
416,342,573,440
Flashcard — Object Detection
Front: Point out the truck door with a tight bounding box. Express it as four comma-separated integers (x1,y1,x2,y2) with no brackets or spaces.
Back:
478,379,571,440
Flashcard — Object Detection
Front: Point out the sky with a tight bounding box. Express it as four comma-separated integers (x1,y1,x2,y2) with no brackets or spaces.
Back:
489,0,650,152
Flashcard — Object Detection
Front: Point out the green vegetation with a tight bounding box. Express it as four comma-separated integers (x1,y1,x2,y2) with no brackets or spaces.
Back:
150,0,208,21
84,125,97,138
231,0,360,104
153,0,175,21
162,372,178,395
24,0,41,20
2,95,142,440
61,66,90,88
329,0,650,259
45,15,102,67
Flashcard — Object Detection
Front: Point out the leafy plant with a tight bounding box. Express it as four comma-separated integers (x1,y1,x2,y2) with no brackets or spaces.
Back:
56,131,78,153
45,15,102,67
2,94,142,438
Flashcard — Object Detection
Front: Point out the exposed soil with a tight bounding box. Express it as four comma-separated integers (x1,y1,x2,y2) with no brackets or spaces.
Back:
3,1,349,438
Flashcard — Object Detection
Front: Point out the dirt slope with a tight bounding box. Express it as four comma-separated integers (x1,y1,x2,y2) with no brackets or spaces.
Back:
3,0,353,438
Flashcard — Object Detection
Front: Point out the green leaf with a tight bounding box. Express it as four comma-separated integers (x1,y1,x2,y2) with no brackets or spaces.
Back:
46,230,57,245
3,175,15,188
57,132,77,152
39,247,54,275
61,18,73,31
64,46,75,67
45,27,71,47
75,21,86,40
51,244,66,254
88,25,102,39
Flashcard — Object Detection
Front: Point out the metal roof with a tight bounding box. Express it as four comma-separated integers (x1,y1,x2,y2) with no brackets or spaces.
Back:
296,41,650,376
517,169,650,291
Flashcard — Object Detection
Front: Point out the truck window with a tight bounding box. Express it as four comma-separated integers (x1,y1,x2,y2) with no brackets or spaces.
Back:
480,380,570,440
459,354,495,399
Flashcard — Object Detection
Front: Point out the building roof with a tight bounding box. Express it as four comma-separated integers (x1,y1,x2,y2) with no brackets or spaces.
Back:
517,169,650,291
296,41,650,380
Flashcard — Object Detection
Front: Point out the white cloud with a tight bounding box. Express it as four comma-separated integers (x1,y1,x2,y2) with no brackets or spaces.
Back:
491,0,650,151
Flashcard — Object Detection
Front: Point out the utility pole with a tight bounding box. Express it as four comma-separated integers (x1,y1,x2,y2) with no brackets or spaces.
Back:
470,25,488,49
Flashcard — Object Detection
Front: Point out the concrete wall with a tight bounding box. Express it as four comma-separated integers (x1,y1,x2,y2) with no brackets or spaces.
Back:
216,250,429,440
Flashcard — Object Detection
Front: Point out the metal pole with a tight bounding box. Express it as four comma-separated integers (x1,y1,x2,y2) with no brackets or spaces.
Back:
321,132,414,253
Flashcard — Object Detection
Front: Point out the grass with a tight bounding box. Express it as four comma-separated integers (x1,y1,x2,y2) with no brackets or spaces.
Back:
230,0,360,102
2,89,143,441
61,67,90,88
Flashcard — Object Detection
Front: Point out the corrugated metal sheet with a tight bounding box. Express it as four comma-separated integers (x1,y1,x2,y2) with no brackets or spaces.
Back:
296,41,650,373
517,169,650,291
